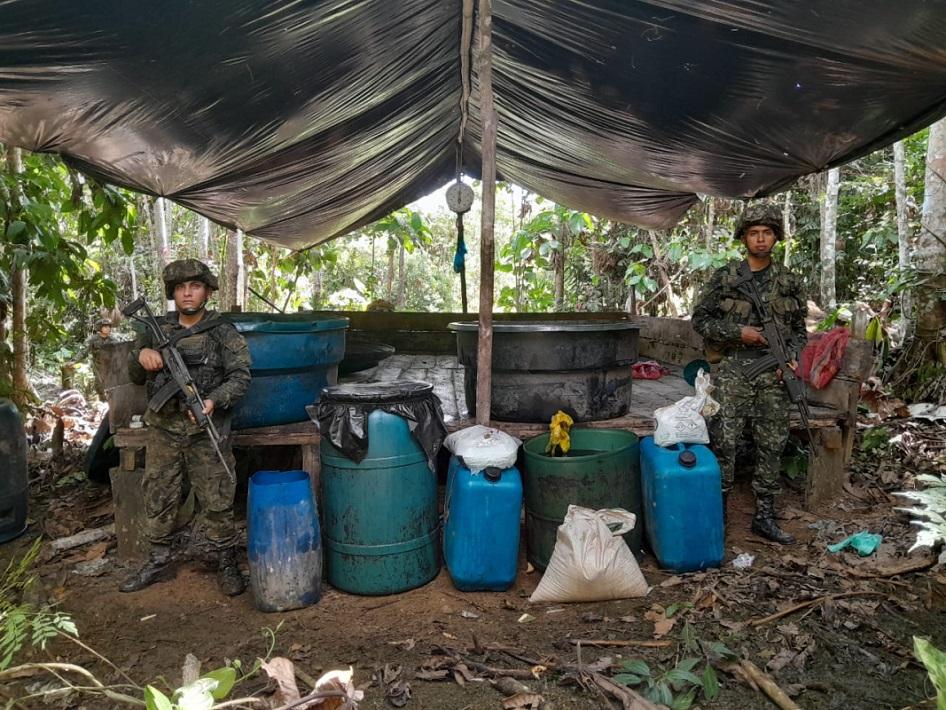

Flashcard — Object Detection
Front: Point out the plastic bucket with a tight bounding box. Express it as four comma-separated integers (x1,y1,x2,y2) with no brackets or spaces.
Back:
247,469,322,612
522,429,642,569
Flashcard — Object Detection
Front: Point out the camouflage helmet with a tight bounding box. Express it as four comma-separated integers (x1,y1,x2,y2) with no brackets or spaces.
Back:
95,318,112,329
734,203,783,241
162,259,219,299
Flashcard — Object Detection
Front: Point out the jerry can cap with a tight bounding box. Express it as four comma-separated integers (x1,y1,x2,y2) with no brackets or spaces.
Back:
678,450,697,469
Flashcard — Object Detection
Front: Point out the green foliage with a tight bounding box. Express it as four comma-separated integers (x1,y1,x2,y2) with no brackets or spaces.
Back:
613,656,716,708
0,539,78,670
860,426,890,453
913,637,946,709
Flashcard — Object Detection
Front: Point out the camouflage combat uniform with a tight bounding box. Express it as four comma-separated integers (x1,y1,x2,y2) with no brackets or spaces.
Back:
72,330,121,398
692,260,807,496
128,310,251,551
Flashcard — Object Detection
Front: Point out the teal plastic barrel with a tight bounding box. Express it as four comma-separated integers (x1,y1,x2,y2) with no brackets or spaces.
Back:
523,429,642,569
320,401,439,595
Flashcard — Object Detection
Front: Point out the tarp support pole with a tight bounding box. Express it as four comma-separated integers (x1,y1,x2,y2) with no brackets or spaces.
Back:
475,0,496,425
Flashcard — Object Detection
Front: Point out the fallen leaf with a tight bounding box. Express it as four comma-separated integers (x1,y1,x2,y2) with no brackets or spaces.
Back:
387,638,416,651
766,648,796,672
502,691,544,709
580,612,603,623
415,669,450,681
261,657,301,706
644,608,677,638
525,562,535,574
386,679,411,708
659,576,685,588
442,632,458,640
517,613,535,624
460,610,480,620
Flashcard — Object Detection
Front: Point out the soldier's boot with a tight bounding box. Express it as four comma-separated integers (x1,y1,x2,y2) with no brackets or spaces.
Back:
217,548,246,597
751,495,796,545
119,545,170,592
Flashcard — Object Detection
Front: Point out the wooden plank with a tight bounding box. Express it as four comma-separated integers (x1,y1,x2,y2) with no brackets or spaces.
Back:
109,467,149,561
806,426,847,508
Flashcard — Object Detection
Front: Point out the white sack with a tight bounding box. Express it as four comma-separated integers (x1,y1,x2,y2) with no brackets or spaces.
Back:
653,368,718,446
444,425,521,473
529,506,649,603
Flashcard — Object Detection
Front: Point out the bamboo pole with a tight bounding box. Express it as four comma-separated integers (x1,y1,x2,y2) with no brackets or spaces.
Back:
475,0,496,425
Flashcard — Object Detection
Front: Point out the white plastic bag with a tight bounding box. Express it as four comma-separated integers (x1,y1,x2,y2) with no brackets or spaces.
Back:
529,506,649,603
653,368,718,446
444,425,521,473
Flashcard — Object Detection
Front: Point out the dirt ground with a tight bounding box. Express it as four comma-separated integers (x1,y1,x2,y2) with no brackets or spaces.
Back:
5,421,946,709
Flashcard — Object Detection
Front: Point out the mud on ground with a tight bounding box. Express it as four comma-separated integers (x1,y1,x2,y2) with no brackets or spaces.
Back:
5,425,946,709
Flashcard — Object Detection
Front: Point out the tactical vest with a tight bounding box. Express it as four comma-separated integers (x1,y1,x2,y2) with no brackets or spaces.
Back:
706,261,802,357
147,314,229,410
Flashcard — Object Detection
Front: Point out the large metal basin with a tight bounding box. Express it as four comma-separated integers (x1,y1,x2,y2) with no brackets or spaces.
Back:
449,321,639,422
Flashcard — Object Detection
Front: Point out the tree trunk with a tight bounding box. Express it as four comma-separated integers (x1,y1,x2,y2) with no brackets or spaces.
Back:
648,230,678,317
6,147,34,406
893,140,913,328
553,217,566,311
198,216,211,261
819,168,840,310
154,197,171,267
704,197,715,251
396,239,407,308
386,242,395,302
129,256,138,299
782,190,793,267
915,119,946,360
224,229,245,312
312,267,323,309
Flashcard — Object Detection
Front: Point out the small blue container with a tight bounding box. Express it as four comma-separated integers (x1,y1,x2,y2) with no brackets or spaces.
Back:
640,436,724,572
444,456,522,592
247,470,322,612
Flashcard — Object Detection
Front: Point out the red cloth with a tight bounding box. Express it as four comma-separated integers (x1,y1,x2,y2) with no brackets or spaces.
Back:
632,360,671,380
798,326,850,389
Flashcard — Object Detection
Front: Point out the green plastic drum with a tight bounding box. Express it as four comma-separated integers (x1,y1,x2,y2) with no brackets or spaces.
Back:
523,429,642,569
320,408,440,595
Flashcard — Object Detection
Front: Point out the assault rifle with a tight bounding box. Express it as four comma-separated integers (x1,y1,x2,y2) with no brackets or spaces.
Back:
122,296,235,480
733,262,812,433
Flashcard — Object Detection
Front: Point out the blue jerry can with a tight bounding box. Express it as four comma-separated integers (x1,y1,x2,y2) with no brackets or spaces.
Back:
444,456,522,591
640,436,724,572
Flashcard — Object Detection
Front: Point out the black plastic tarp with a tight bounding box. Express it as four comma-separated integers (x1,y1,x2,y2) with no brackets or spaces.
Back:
2,1,946,249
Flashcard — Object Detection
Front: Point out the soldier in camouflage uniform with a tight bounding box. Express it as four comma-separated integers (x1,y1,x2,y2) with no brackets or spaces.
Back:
692,204,807,544
66,319,120,399
120,259,251,595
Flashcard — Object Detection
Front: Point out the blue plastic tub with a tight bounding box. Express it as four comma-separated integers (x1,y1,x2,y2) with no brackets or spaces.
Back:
247,469,322,612
226,314,348,429
639,436,724,572
444,456,522,592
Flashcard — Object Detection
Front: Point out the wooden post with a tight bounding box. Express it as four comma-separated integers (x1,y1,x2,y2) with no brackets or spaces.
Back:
475,0,496,425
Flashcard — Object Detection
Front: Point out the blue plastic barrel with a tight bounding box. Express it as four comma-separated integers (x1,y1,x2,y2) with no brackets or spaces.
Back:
247,470,322,612
0,399,28,544
640,436,724,572
226,314,348,429
444,456,522,592
320,390,440,596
